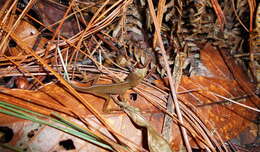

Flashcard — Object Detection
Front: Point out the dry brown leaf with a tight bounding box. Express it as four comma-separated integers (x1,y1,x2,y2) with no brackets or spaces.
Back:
179,76,258,141
200,43,233,79
33,0,80,38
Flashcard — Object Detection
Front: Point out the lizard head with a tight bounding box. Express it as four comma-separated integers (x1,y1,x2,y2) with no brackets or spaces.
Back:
126,68,147,87
133,68,147,79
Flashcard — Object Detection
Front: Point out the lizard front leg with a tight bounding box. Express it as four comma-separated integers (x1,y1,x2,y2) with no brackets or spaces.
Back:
99,93,123,113
104,93,128,113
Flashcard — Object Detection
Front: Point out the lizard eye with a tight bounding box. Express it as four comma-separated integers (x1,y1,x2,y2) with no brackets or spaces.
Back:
130,93,138,101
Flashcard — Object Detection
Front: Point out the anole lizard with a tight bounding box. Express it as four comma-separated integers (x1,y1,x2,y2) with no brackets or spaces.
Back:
70,68,147,112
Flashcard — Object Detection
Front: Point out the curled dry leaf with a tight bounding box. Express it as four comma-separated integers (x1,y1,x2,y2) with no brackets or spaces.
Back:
115,100,173,152
9,20,47,56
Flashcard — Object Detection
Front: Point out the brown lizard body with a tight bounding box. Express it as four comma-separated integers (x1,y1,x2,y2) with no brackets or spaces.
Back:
70,68,147,112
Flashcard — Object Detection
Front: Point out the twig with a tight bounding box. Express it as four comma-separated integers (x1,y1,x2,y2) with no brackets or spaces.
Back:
147,0,192,151
210,92,260,112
